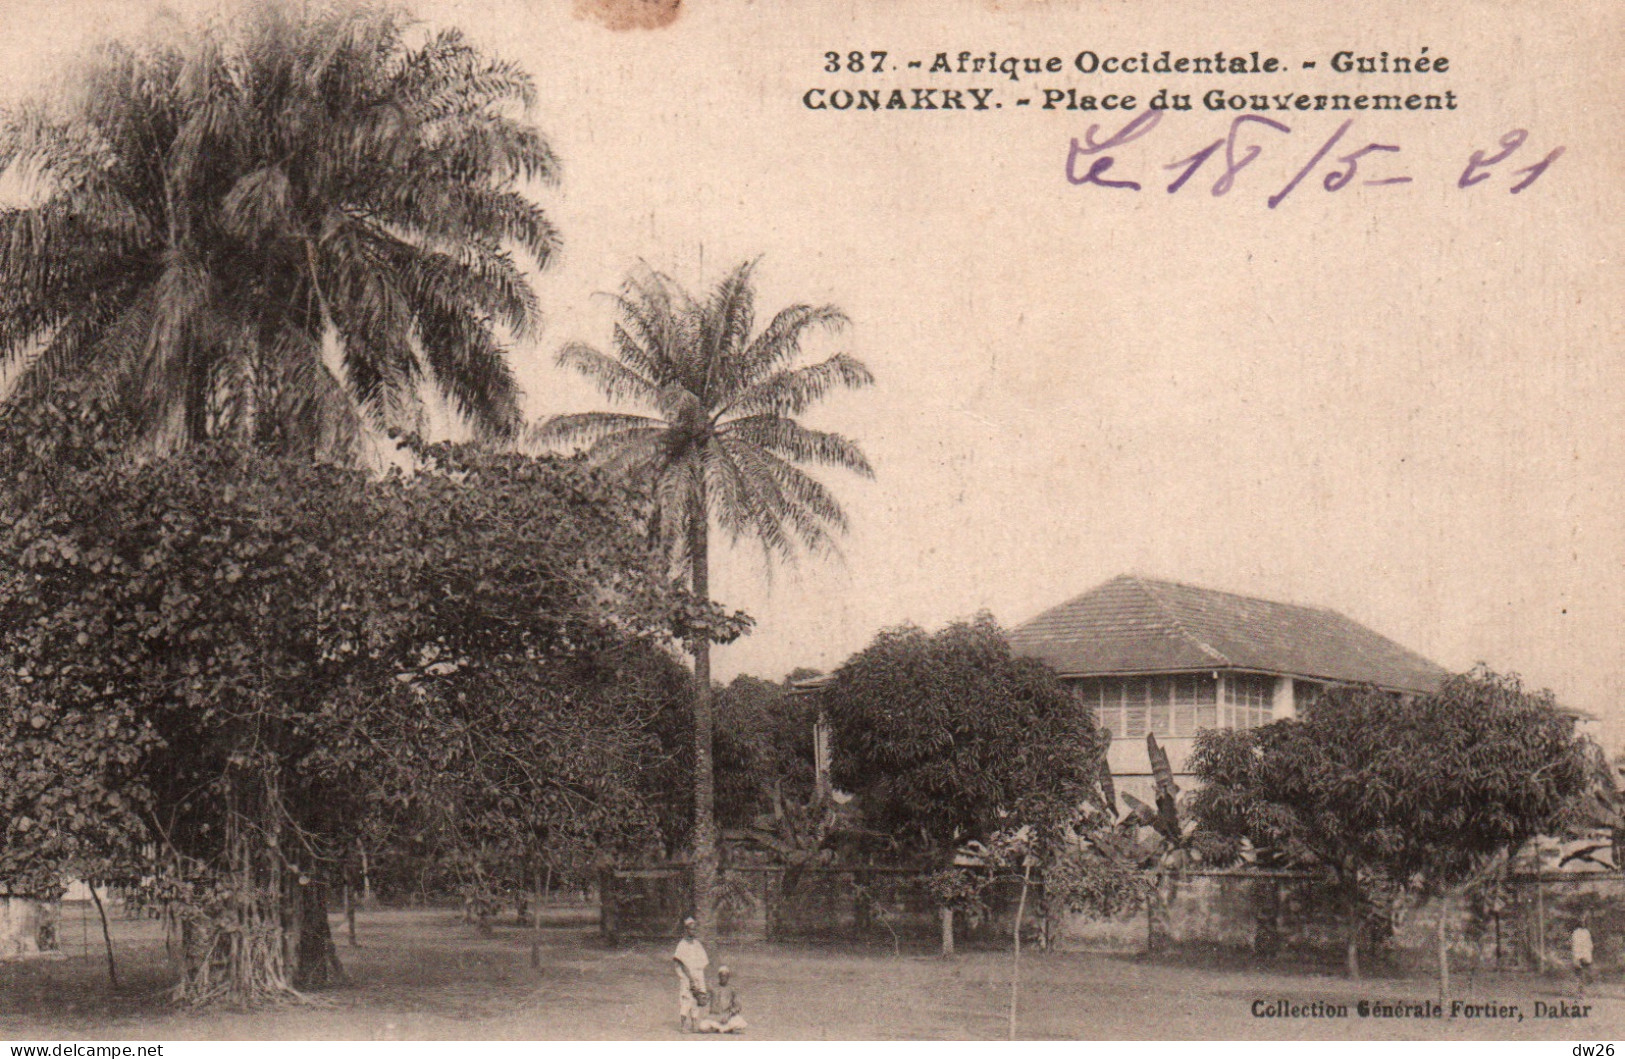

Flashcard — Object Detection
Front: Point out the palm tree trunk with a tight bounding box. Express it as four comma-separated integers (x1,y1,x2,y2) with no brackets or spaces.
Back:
689,490,719,937
185,353,210,446
1345,887,1362,980
1436,908,1450,999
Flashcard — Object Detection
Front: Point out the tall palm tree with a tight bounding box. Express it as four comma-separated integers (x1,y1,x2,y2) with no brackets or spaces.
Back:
0,3,556,458
535,260,875,930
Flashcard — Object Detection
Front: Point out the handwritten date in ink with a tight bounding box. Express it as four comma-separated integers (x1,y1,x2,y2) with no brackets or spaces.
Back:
1064,112,1563,205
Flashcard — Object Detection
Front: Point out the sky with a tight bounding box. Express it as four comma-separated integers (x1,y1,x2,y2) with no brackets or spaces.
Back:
0,0,1619,746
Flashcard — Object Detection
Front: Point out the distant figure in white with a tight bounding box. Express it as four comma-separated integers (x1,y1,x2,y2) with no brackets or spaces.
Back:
673,915,710,1032
699,965,748,1033
1572,914,1594,997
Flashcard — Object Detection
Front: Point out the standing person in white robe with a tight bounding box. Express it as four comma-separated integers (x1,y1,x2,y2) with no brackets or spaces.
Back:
672,915,709,1031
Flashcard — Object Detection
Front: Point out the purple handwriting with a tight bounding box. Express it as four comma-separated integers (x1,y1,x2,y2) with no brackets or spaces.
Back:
1065,112,1564,206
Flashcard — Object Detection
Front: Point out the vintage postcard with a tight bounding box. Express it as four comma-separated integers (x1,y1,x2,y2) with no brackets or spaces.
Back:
0,0,1618,1047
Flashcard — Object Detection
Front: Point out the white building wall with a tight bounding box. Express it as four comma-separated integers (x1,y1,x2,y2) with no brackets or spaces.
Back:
1273,675,1296,720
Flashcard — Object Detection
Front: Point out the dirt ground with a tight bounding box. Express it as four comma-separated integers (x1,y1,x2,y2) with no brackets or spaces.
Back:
0,906,1619,1040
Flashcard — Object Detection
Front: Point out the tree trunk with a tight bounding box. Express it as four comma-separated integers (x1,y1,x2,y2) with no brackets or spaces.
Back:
1534,874,1546,973
1009,862,1031,1041
283,868,302,976
292,879,345,990
89,884,118,989
1436,906,1450,999
176,803,293,1005
360,845,373,908
1345,900,1362,980
939,906,955,957
530,875,545,971
689,493,719,937
184,356,210,445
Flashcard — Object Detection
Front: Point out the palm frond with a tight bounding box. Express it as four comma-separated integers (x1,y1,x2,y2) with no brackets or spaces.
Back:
0,202,151,363
550,261,874,569
650,453,704,569
581,426,671,481
718,413,873,476
704,439,794,557
392,27,539,121
368,179,559,268
529,411,668,453
729,303,848,395
125,252,218,444
555,342,663,406
410,298,522,441
261,333,367,458
325,259,421,433
220,164,293,242
722,438,849,548
723,352,874,418
606,270,688,387
695,259,757,403
0,6,557,460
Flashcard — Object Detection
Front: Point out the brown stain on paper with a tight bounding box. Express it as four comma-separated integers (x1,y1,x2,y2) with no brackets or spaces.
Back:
573,0,682,30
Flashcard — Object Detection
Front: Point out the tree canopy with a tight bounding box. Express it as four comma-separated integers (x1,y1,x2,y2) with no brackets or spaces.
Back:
0,391,705,1001
713,673,819,828
0,2,556,457
1188,668,1594,978
824,614,1105,852
536,260,873,564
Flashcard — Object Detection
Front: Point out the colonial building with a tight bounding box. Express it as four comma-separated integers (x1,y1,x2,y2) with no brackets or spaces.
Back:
1004,574,1450,805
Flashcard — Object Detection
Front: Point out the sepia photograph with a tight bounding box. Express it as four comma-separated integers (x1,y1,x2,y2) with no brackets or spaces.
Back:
0,0,1618,1045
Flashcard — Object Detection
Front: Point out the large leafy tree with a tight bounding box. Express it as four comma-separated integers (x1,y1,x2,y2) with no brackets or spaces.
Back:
823,614,1108,954
0,3,556,457
535,260,874,931
1189,668,1592,980
0,391,702,1003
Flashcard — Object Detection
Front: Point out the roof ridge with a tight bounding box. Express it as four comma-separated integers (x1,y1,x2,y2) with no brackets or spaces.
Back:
1130,575,1232,666
1132,573,1339,617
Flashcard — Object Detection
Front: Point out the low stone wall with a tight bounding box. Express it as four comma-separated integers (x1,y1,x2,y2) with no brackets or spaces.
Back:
601,865,1032,946
1056,870,1625,974
604,864,1625,974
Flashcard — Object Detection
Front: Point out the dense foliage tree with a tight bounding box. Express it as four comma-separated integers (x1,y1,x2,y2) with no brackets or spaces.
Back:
0,390,154,912
0,392,708,1002
1551,740,1625,871
827,615,1102,847
0,3,555,457
1188,668,1593,979
713,673,819,828
823,615,1108,953
536,260,874,931
318,641,694,918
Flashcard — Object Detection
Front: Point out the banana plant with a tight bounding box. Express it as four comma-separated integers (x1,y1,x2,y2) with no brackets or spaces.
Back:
1558,758,1624,869
736,783,886,891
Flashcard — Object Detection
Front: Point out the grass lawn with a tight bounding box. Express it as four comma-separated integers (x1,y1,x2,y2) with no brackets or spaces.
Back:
0,906,1618,1040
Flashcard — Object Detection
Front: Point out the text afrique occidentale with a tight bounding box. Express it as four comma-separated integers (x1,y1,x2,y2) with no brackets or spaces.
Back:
805,49,1456,115
895,49,1450,81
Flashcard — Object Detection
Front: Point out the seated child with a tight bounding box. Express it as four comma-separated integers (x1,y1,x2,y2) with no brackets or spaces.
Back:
698,965,748,1034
